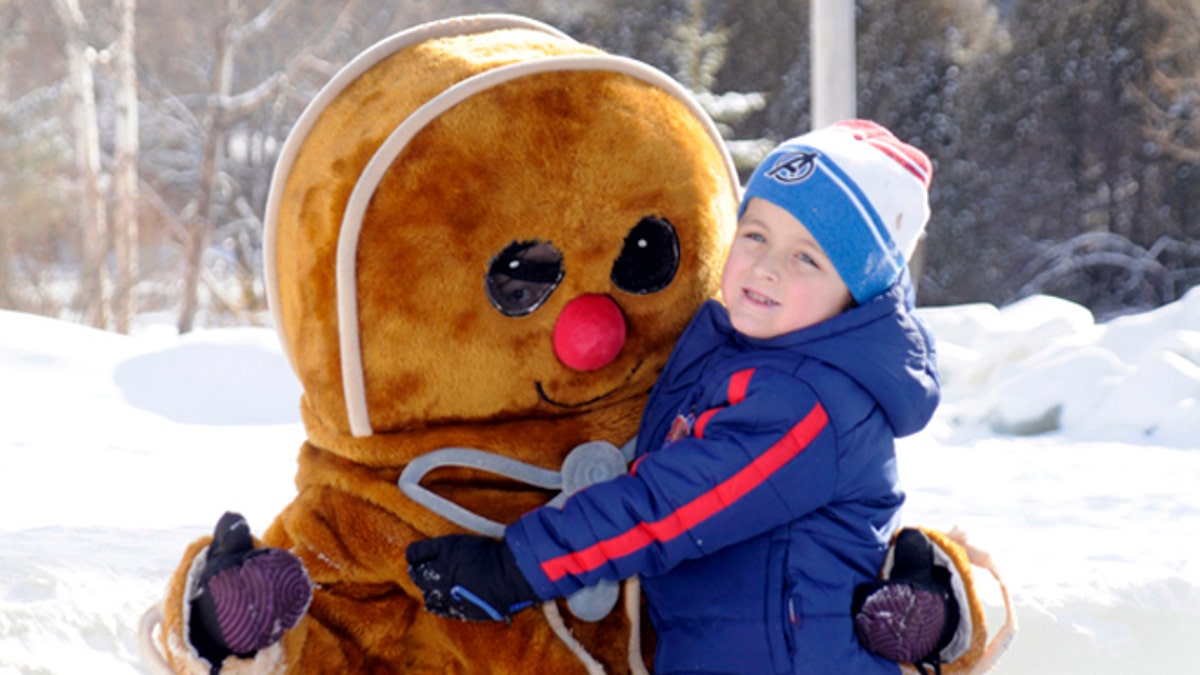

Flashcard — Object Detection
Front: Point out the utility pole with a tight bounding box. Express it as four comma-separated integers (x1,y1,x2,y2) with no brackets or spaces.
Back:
810,0,856,129
810,1,927,291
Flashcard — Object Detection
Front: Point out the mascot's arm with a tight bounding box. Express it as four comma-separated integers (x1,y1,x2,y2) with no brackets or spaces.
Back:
261,481,593,674
157,487,423,674
158,489,398,674
160,444,608,673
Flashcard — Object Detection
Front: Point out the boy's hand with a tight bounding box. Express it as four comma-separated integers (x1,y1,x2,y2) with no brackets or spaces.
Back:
406,534,538,622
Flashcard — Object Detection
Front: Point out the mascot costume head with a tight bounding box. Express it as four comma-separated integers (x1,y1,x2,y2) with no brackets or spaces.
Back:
142,14,739,674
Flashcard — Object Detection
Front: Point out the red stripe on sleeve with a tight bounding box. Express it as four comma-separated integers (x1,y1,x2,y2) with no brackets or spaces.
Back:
539,402,829,582
629,455,647,475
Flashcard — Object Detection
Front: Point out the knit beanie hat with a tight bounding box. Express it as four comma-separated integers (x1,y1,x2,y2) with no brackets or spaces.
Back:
740,119,932,304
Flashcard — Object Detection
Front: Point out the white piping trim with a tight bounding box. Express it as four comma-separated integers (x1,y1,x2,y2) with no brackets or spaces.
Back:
624,576,650,675
950,527,1018,675
542,601,606,675
137,603,175,675
336,53,739,436
264,14,575,375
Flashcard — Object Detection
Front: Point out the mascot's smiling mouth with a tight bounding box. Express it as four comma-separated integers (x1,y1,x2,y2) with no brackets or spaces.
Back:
536,360,644,409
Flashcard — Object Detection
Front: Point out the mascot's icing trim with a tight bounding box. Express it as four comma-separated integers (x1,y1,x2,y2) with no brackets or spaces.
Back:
262,14,740,438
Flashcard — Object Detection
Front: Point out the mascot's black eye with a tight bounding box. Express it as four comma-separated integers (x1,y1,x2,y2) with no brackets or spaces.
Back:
486,240,564,316
611,216,680,295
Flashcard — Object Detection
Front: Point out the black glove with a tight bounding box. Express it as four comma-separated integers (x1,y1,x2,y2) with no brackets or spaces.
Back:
188,512,312,666
406,534,539,622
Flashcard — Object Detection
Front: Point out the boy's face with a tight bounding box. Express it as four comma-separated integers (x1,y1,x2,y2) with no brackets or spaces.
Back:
720,197,853,339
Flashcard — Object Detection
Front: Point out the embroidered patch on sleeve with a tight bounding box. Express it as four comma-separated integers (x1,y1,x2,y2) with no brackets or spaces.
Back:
665,413,694,444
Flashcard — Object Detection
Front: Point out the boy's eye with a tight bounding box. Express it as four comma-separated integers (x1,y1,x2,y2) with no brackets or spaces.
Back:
744,231,766,243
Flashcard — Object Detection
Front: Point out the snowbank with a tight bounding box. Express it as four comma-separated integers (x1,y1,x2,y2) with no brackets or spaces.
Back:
920,285,1200,445
1,287,1199,673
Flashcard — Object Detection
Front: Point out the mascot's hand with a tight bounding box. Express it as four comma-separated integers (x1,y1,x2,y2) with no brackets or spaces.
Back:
188,512,312,664
406,534,539,622
852,529,960,666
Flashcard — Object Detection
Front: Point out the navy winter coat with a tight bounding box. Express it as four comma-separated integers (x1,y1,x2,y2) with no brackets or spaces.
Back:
506,278,940,674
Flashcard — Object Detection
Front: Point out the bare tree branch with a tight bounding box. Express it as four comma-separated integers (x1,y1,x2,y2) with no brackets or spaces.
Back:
229,0,296,45
215,71,284,120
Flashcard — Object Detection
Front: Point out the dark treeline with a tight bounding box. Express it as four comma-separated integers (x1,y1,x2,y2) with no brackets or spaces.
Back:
2,0,1198,330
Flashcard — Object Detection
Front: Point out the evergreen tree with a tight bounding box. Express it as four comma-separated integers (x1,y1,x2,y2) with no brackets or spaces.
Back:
927,0,1200,315
853,0,1008,304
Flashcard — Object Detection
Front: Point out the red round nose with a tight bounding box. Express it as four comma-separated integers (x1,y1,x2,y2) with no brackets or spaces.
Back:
553,294,627,372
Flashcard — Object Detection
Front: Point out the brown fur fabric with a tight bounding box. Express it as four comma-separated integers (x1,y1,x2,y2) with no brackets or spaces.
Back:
919,528,989,675
155,19,737,674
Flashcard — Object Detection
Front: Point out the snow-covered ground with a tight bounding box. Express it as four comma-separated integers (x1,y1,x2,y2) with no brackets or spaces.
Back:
2,288,1199,673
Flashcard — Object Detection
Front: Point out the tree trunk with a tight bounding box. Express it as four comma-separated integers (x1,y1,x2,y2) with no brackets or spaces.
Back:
177,222,207,334
0,42,12,309
178,120,222,334
53,0,110,329
0,211,12,309
177,0,235,334
112,0,140,334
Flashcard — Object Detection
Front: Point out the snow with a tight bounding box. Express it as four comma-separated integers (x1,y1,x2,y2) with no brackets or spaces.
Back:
2,288,1199,673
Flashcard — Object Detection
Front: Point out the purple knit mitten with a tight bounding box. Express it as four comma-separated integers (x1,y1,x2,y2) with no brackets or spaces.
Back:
852,528,960,671
205,548,311,653
189,512,312,664
853,583,947,662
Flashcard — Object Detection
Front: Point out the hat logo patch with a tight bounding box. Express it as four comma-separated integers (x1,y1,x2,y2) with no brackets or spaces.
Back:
765,150,819,184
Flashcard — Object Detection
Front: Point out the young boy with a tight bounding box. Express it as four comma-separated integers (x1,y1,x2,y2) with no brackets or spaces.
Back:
408,120,944,673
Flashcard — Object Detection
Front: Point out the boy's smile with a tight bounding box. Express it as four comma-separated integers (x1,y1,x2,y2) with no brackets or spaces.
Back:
721,198,853,339
743,289,779,306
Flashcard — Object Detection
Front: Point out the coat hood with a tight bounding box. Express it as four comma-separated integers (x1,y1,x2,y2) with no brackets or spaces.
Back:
709,273,940,438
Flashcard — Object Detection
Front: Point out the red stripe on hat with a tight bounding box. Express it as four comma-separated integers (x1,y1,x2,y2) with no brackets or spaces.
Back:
866,139,932,187
538,401,829,582
830,119,932,187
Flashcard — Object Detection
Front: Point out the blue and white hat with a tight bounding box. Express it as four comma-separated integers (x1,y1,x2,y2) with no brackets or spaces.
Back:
740,119,933,304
